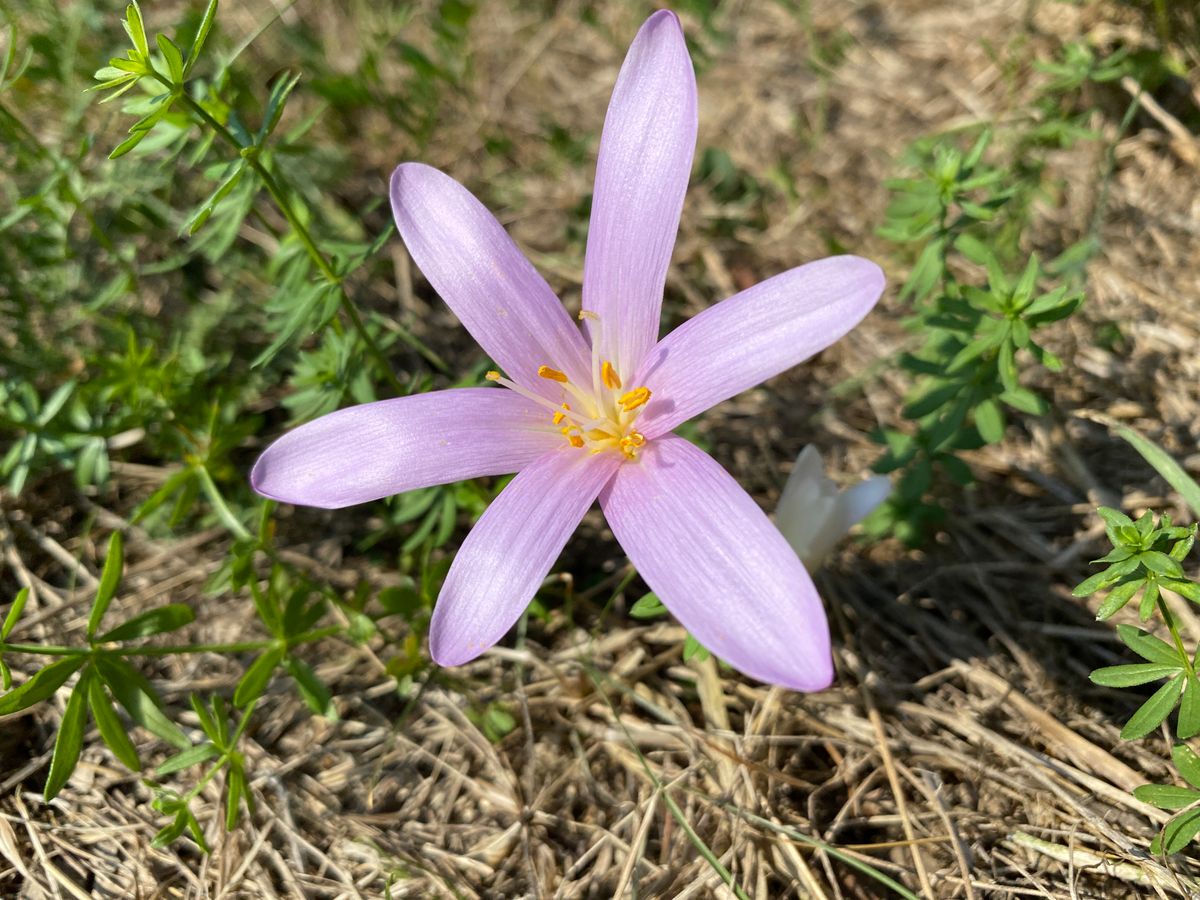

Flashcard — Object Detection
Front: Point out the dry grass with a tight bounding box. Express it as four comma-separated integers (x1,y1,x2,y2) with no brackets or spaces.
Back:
4,0,1200,896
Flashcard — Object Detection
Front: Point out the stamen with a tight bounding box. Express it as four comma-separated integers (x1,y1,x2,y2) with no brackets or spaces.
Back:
619,431,646,459
567,434,585,448
578,309,599,321
618,387,651,412
538,365,568,383
552,403,570,426
601,361,622,391
485,370,501,381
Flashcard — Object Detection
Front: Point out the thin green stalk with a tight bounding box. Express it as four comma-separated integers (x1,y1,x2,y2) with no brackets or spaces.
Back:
0,625,340,660
183,698,258,802
1158,597,1194,678
1085,88,1142,260
194,464,251,541
710,800,923,900
150,73,427,389
585,667,752,900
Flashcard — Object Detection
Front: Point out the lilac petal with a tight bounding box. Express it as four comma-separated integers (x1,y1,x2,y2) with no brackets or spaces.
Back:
251,388,560,509
390,163,590,395
583,10,697,381
634,256,885,438
431,449,621,666
600,434,832,691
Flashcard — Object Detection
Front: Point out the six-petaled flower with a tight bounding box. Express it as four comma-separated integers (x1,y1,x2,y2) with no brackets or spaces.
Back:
251,10,885,691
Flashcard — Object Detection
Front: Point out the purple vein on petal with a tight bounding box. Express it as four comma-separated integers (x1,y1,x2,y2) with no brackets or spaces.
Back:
250,388,562,509
600,434,833,692
582,10,697,381
430,448,622,666
634,256,886,438
390,163,590,397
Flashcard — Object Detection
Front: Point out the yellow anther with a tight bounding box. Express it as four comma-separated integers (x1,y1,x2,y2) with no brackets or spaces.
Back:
568,434,585,448
485,370,501,381
537,365,568,383
618,386,651,412
619,432,646,459
577,309,599,321
552,403,569,426
601,361,622,390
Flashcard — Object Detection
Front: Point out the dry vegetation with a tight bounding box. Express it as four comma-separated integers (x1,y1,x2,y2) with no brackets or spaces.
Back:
4,0,1200,896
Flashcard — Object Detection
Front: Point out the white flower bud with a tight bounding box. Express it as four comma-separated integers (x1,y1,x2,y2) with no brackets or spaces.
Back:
775,445,890,570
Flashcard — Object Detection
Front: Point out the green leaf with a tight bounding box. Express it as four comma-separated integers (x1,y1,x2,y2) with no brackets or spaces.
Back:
155,742,218,776
185,0,219,77
1162,807,1200,854
225,762,245,831
973,398,1005,444
96,604,195,643
0,658,10,692
184,808,210,852
87,531,124,639
997,387,1044,415
1013,254,1039,305
151,810,189,848
1175,743,1200,790
1133,784,1200,810
1090,663,1180,688
1140,551,1184,578
2,587,29,639
1073,563,1133,598
257,70,302,141
44,669,92,800
1095,578,1144,619
1121,673,1185,740
96,656,189,749
156,33,184,83
283,656,335,719
109,129,150,159
87,673,140,772
35,380,75,427
1117,624,1182,666
234,646,283,707
1162,579,1200,604
124,2,150,59
629,593,667,619
183,161,246,235
900,238,946,303
1181,675,1200,740
1114,425,1200,520
0,657,85,715
1139,579,1161,620
682,633,711,663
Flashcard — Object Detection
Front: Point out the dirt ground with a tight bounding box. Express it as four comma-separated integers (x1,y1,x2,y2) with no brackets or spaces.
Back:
4,0,1200,896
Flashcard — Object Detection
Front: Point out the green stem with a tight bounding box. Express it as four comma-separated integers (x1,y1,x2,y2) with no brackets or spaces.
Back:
183,699,258,803
194,464,251,541
1158,596,1194,678
1085,87,1142,270
0,625,341,660
151,73,420,389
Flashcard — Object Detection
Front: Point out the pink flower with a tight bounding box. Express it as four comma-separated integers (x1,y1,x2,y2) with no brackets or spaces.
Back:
251,11,884,691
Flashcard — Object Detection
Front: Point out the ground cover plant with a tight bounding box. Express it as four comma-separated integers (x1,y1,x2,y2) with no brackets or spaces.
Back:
2,0,1200,896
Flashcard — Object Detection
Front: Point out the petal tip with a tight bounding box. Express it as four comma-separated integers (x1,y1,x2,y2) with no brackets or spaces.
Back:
428,627,484,668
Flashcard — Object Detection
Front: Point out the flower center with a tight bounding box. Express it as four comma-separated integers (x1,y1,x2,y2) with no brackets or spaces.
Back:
485,311,652,460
